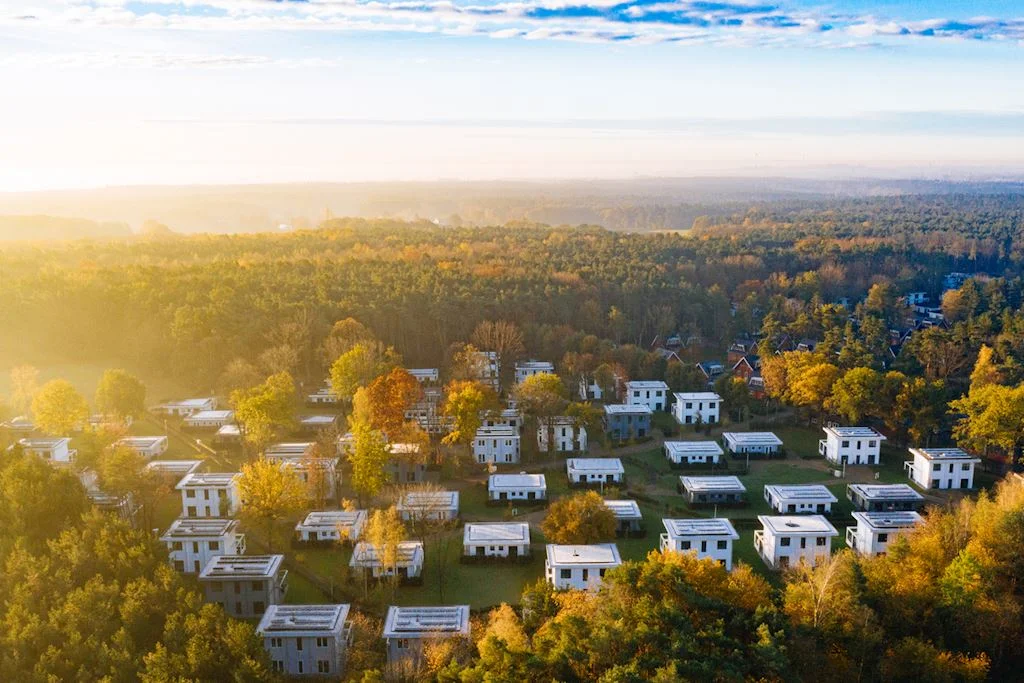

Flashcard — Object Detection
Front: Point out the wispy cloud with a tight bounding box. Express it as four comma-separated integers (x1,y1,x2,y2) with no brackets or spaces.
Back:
1,0,1023,48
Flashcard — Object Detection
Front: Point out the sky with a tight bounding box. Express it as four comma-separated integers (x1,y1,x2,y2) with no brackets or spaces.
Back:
0,0,1023,191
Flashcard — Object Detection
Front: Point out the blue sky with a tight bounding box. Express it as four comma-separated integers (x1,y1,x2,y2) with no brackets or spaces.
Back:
0,0,1022,190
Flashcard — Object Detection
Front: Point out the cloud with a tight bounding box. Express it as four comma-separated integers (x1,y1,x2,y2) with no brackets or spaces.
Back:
1,0,1023,49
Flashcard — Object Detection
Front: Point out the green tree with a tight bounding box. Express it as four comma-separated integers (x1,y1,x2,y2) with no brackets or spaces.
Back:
540,491,616,544
230,371,297,457
31,379,89,435
329,341,400,403
441,380,499,447
969,344,1003,391
514,372,569,454
349,421,391,505
95,368,147,420
826,366,884,423
237,456,306,552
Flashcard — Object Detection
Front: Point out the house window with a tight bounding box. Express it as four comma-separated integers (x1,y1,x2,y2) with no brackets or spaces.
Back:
253,601,265,614
192,542,200,553
233,583,241,594
209,541,220,551
560,569,571,579
780,537,791,547
599,568,606,577
251,581,265,592
841,440,849,448
318,661,331,674
210,583,223,593
270,637,282,648
933,463,942,471
680,541,691,550
816,537,827,547
581,569,589,581
717,540,727,550
961,463,971,471
234,601,242,614
700,541,707,552
172,541,183,551
297,661,303,674
869,440,876,447
296,638,303,651
396,639,409,649
877,534,889,543
272,661,284,673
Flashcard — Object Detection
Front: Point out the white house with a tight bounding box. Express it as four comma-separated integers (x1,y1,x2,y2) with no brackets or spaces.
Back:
626,380,669,412
200,555,288,619
307,384,339,405
537,417,587,453
678,475,746,506
408,368,440,385
754,515,838,569
115,436,169,459
905,447,980,490
397,490,460,522
488,473,547,502
183,410,234,429
660,518,740,570
473,426,521,465
176,472,242,518
161,517,245,574
482,407,523,431
764,485,838,514
847,484,925,512
515,360,555,384
264,442,316,461
602,404,653,441
846,511,924,556
604,499,643,535
145,459,201,477
349,541,424,580
159,397,217,416
405,387,447,435
215,424,241,444
295,510,367,544
463,523,531,559
382,606,470,666
672,392,722,425
566,458,624,486
722,432,783,456
663,440,723,466
299,415,339,432
259,604,351,678
17,437,75,464
470,351,500,392
819,426,886,466
545,543,622,591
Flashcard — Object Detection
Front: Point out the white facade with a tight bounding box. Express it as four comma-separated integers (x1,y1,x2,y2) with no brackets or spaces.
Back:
905,447,980,490
295,510,367,543
722,432,782,455
663,440,723,465
383,606,470,665
397,490,460,522
754,515,838,570
660,518,739,570
300,415,339,431
307,385,339,405
846,511,924,556
350,541,424,579
473,426,521,465
463,523,531,558
200,555,288,619
183,410,234,429
819,426,886,466
672,392,722,425
160,397,217,416
161,517,245,574
17,437,75,464
764,485,838,514
545,544,622,591
470,351,500,391
115,436,169,459
566,458,624,485
679,475,746,505
514,360,555,384
537,417,587,453
176,472,242,518
488,473,547,501
260,604,351,678
482,407,523,431
626,380,670,412
408,368,439,385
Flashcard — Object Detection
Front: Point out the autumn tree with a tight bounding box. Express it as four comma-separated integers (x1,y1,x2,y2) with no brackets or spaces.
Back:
441,380,499,447
320,317,376,370
541,490,616,544
94,368,147,421
788,361,841,421
216,358,262,397
329,341,400,403
362,505,406,597
9,364,38,416
514,372,569,454
970,344,1003,391
230,371,297,457
237,457,306,551
826,366,884,423
31,379,89,436
349,421,391,505
950,383,1024,456
471,320,525,368
98,444,169,530
365,367,422,437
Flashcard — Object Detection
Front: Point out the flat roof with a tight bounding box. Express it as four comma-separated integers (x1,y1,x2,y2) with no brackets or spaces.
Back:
300,415,337,424
764,484,838,503
296,510,367,531
604,404,653,415
852,511,924,530
758,515,838,536
200,554,283,579
680,475,746,492
848,484,924,501
475,426,519,438
145,459,201,475
516,360,554,370
627,380,669,389
463,522,530,544
909,447,980,462
19,437,69,448
567,458,624,474
398,490,459,510
216,424,240,437
603,499,642,520
176,472,239,489
489,473,546,489
673,391,722,401
166,398,214,408
350,541,423,567
186,410,233,420
264,442,315,457
546,543,622,567
116,436,167,447
723,432,783,446
823,426,886,440
664,441,724,456
408,368,439,378
258,604,350,637
161,517,238,540
383,606,470,639
662,518,739,539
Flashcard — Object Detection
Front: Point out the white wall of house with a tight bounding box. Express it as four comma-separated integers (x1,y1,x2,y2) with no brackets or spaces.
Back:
755,516,837,569
819,428,884,465
473,430,520,464
672,393,721,425
626,382,669,412
179,484,240,518
165,531,244,574
905,449,978,490
660,534,734,570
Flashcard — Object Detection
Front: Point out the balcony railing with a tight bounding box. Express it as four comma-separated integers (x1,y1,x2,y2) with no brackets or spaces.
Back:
845,527,857,550
659,533,670,552
818,440,827,456
753,530,764,552
234,534,246,555
277,570,289,595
